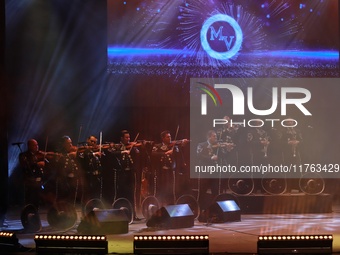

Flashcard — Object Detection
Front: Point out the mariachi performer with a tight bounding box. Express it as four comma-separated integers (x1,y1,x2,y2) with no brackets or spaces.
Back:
19,139,46,209
55,135,81,205
152,129,189,206
77,135,105,205
109,130,141,221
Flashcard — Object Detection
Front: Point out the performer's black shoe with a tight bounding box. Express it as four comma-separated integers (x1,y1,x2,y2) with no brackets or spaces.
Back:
133,216,142,221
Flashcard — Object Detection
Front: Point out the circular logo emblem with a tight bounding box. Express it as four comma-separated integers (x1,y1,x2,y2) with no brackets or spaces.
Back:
200,14,243,60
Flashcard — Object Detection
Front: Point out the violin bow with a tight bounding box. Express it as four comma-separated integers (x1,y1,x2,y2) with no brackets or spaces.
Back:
99,131,103,154
129,133,140,152
174,125,179,141
216,129,223,194
215,128,224,157
43,136,49,161
171,125,179,152
77,125,82,147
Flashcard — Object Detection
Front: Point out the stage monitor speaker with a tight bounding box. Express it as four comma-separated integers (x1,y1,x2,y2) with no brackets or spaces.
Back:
134,235,209,255
77,209,129,235
202,200,241,223
258,235,333,254
146,204,194,229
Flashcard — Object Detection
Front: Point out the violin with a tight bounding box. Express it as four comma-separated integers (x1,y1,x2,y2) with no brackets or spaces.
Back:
112,142,143,150
99,143,115,149
211,142,236,151
70,145,78,152
75,146,90,153
35,151,62,161
76,143,114,152
37,145,78,160
169,139,190,146
125,142,143,149
35,144,95,161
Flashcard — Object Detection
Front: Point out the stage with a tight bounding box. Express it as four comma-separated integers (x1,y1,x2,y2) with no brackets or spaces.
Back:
1,194,340,254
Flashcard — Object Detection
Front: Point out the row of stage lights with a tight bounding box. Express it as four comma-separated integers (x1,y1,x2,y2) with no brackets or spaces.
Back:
258,234,333,241
0,231,334,254
34,234,107,241
134,235,209,241
257,234,333,255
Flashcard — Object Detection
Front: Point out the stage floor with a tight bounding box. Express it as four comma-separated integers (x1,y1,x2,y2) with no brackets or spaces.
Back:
2,202,340,254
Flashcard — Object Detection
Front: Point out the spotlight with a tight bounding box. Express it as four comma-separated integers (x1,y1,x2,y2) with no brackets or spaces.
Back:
258,234,333,254
34,234,108,254
133,235,209,254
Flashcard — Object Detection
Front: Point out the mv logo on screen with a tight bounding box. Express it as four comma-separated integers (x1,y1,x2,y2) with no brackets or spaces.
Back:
200,14,243,60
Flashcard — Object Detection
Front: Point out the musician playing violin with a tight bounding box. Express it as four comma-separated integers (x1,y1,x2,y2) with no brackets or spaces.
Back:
78,135,104,204
217,116,246,192
19,139,46,209
152,130,189,206
109,130,140,221
55,135,81,205
197,130,227,210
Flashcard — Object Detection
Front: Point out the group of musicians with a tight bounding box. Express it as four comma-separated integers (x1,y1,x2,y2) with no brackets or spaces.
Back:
196,117,305,208
18,119,305,221
18,129,190,221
